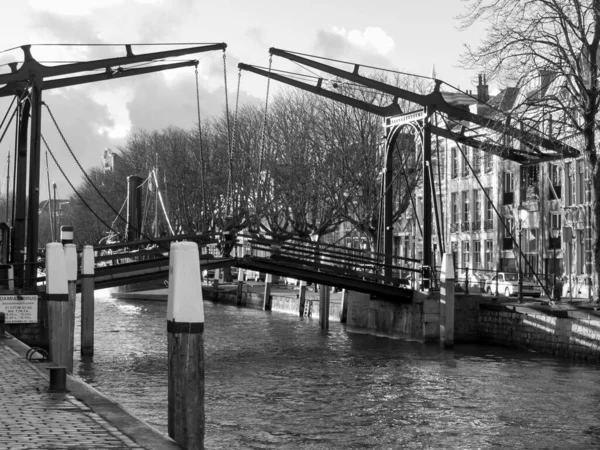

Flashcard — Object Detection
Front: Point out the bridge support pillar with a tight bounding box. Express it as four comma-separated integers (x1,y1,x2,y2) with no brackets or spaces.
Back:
167,242,205,449
319,285,330,329
263,274,272,311
440,253,455,348
81,246,95,356
236,269,244,306
340,289,349,324
298,281,307,317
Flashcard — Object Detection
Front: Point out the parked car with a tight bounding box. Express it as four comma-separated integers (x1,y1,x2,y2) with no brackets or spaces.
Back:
484,272,541,298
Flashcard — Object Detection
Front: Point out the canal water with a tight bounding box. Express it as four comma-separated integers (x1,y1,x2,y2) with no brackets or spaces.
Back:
74,291,600,449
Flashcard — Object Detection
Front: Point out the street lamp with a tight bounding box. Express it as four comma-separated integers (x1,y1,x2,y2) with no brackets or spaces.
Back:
514,206,529,303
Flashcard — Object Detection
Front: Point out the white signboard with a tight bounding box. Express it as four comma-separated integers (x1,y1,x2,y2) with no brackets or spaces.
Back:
0,295,38,324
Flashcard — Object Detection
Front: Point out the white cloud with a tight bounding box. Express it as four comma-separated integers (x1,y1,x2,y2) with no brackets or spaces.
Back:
332,26,395,55
28,0,124,16
90,87,134,139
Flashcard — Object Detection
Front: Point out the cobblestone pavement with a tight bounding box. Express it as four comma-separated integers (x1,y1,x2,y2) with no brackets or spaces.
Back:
0,341,145,450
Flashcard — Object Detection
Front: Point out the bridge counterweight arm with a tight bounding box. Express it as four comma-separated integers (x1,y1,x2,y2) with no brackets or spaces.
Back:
238,62,401,117
268,47,579,157
0,43,227,87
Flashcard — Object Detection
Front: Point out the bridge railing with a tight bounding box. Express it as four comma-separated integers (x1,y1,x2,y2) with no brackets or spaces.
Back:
236,233,420,287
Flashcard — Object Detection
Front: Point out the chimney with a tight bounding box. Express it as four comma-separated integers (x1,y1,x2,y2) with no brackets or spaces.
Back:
477,73,489,103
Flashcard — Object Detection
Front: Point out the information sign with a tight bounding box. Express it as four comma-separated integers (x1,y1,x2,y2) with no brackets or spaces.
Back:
0,295,38,324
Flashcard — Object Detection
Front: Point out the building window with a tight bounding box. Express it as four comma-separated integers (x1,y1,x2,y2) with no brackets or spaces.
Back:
565,162,573,206
504,218,514,239
520,165,539,202
461,147,469,177
577,159,585,204
526,228,538,253
484,152,492,173
472,189,481,231
550,212,561,230
451,147,458,179
585,164,592,203
451,192,459,231
485,239,493,270
461,241,470,268
462,190,470,223
474,189,481,220
503,171,514,205
474,241,481,269
472,149,481,174
484,188,493,230
403,235,411,259
549,164,562,199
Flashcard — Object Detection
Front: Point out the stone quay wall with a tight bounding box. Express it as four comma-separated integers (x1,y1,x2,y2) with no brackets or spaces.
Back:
202,284,342,321
478,303,600,363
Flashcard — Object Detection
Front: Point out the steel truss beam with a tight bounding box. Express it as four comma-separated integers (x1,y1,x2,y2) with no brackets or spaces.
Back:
3,43,226,289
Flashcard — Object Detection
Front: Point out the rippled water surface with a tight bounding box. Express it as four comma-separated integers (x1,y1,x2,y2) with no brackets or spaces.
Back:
74,292,600,449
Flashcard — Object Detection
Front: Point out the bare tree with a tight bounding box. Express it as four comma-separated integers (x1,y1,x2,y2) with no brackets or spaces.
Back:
459,0,600,301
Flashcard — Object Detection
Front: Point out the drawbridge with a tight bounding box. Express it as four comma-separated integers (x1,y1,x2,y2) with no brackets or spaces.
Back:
72,232,415,302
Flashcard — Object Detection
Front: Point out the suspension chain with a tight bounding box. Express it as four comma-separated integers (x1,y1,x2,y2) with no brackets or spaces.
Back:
254,54,273,231
195,63,207,230
226,69,242,218
222,51,234,216
258,54,273,177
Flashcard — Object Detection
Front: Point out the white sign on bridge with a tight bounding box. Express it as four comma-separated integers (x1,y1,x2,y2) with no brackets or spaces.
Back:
0,295,38,324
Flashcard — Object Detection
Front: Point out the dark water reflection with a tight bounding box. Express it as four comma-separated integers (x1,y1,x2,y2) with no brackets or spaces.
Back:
75,292,600,449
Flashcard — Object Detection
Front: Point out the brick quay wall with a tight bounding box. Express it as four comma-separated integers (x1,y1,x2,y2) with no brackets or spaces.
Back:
478,303,600,363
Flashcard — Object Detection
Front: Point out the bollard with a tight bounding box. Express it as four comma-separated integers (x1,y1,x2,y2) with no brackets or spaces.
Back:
263,274,272,311
340,289,349,324
81,246,95,356
0,311,5,338
167,241,205,449
319,285,330,330
298,280,307,317
46,243,70,369
47,366,67,392
440,253,455,348
60,225,74,245
236,268,244,306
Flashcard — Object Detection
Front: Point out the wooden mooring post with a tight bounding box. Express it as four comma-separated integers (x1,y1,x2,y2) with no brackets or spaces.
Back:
236,268,244,306
81,245,95,356
340,289,349,323
440,253,455,348
167,242,205,449
298,280,307,317
263,274,272,311
46,242,71,370
319,285,330,329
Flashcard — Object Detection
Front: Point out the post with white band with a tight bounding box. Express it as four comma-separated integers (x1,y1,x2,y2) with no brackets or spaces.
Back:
63,243,77,373
46,242,70,370
60,225,73,245
167,242,205,449
81,245,95,356
440,253,455,348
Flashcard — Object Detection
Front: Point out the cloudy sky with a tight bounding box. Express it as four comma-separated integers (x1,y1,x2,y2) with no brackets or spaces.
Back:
0,0,487,201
